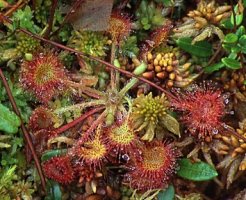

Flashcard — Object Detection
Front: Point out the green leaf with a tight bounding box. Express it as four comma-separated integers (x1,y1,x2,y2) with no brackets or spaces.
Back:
41,149,67,162
224,33,238,43
177,158,218,181
228,52,238,59
141,17,149,25
239,35,246,48
176,37,212,57
162,114,180,137
158,185,175,200
222,57,241,69
230,5,243,26
221,18,234,29
231,46,241,53
236,26,246,37
204,62,225,73
0,104,21,134
45,180,62,200
11,6,40,33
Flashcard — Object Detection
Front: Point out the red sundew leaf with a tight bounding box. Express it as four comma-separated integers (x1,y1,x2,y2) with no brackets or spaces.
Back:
68,0,114,31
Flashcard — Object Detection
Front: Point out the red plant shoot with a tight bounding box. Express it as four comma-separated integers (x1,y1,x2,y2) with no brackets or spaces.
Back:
108,11,131,44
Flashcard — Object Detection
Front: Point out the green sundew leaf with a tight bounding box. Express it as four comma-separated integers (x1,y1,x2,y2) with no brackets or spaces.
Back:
158,185,175,200
204,62,225,74
222,57,241,69
41,149,67,162
177,158,218,181
162,114,180,137
224,33,238,43
176,37,212,57
0,104,21,134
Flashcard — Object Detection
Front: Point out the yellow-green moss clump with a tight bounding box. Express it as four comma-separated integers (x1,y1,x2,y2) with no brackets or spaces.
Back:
68,30,109,57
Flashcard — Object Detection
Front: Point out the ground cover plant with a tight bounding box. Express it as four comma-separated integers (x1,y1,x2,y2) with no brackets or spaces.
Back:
0,0,246,199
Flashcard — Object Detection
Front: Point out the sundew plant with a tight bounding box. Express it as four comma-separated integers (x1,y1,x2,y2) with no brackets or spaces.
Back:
0,0,246,200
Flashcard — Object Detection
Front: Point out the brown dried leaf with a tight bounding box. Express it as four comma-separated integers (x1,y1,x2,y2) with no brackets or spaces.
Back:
162,114,181,137
68,0,113,31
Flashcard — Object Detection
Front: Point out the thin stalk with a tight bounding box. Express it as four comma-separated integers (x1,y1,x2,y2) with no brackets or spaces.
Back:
110,42,116,89
78,110,107,143
0,69,46,191
114,59,121,90
4,0,25,16
43,0,58,38
53,99,105,114
207,45,222,66
54,106,105,135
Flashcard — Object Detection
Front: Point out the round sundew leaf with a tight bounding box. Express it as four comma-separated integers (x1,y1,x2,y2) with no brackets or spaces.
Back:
158,184,175,200
176,37,212,57
177,158,218,181
222,57,241,69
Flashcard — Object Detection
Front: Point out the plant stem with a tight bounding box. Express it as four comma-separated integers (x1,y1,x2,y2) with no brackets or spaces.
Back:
43,0,58,38
0,68,46,192
54,106,105,135
119,77,138,98
114,59,121,90
4,0,25,17
53,99,105,114
110,42,116,89
65,80,104,99
78,110,107,143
